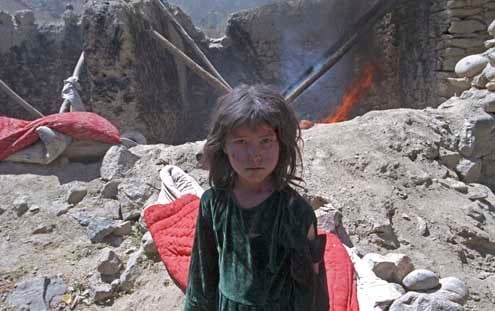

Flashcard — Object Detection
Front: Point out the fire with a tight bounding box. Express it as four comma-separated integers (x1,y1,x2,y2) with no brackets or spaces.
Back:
321,63,377,124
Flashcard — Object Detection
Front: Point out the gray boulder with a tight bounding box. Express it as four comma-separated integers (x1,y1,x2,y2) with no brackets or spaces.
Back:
6,276,66,311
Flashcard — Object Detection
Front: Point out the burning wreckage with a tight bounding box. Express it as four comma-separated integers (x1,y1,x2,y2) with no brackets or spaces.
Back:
1,0,495,310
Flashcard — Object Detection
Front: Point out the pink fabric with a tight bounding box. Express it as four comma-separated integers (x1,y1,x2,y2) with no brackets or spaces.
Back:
144,194,359,310
0,112,121,160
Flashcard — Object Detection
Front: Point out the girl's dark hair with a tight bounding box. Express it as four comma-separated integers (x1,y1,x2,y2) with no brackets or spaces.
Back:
203,84,303,190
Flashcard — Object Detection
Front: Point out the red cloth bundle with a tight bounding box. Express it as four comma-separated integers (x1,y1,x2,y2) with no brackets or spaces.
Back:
0,112,121,160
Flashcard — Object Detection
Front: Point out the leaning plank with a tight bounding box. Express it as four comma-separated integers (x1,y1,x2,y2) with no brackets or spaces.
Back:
0,78,44,118
156,0,231,90
151,29,230,95
283,0,398,104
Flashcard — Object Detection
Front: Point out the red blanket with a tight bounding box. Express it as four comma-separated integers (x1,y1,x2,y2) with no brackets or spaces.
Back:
144,195,359,311
0,112,121,160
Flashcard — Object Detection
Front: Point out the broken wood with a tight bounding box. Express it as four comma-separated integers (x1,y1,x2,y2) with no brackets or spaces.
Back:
283,0,398,104
156,0,231,90
0,78,44,118
150,29,230,94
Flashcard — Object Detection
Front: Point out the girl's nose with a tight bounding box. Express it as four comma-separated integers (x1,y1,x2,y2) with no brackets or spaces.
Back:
247,145,262,161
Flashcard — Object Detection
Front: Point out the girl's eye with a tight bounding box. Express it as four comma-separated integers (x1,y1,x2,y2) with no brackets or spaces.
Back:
260,138,274,145
233,139,246,145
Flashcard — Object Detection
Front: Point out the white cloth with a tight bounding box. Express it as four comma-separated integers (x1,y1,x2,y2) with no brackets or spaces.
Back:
60,76,85,112
157,165,205,204
345,246,403,311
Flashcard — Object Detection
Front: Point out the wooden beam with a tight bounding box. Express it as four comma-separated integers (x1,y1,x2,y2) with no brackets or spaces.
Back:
150,29,230,95
156,0,232,90
0,78,44,118
283,0,398,104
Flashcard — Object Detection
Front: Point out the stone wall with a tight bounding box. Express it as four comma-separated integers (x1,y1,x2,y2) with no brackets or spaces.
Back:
0,8,85,119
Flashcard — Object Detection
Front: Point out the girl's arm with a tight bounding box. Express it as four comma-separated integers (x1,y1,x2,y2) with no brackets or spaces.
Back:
307,224,320,274
184,199,219,311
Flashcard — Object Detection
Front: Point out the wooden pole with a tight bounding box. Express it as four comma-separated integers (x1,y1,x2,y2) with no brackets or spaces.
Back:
72,51,85,79
156,0,231,90
283,0,398,104
150,29,230,95
0,79,44,118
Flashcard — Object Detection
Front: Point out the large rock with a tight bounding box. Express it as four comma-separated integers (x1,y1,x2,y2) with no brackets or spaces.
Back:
6,276,66,311
402,269,440,291
100,146,140,181
455,54,489,78
389,292,463,311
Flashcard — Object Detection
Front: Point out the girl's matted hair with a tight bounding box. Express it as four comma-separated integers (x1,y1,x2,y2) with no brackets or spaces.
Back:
203,84,304,190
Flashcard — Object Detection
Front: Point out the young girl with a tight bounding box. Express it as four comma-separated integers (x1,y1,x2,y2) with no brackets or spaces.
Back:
184,84,326,311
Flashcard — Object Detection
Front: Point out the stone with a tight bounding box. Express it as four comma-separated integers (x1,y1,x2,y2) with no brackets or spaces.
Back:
449,19,487,34
447,77,471,92
103,200,122,220
90,283,113,302
482,64,495,81
118,178,155,220
485,39,495,49
456,158,482,183
101,180,121,199
472,72,489,89
120,248,144,291
466,202,486,223
142,231,158,257
390,292,463,311
455,54,488,78
447,0,485,9
438,149,462,170
87,217,117,243
100,146,139,181
67,186,88,205
97,248,122,276
440,178,468,193
483,93,495,113
32,224,56,235
13,196,29,217
362,253,395,281
385,253,415,283
28,205,40,214
431,277,469,305
112,221,132,236
489,20,495,37
467,183,489,200
447,37,483,49
6,276,66,310
402,269,440,291
487,81,495,91
417,216,430,237
447,8,482,18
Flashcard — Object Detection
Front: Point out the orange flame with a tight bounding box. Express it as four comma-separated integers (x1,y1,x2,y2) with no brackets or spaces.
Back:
321,63,377,124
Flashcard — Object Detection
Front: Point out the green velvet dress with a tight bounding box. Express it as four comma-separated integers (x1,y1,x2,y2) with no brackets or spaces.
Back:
183,187,319,311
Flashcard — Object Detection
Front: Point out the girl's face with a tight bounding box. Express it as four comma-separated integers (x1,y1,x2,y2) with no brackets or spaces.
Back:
224,123,280,189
